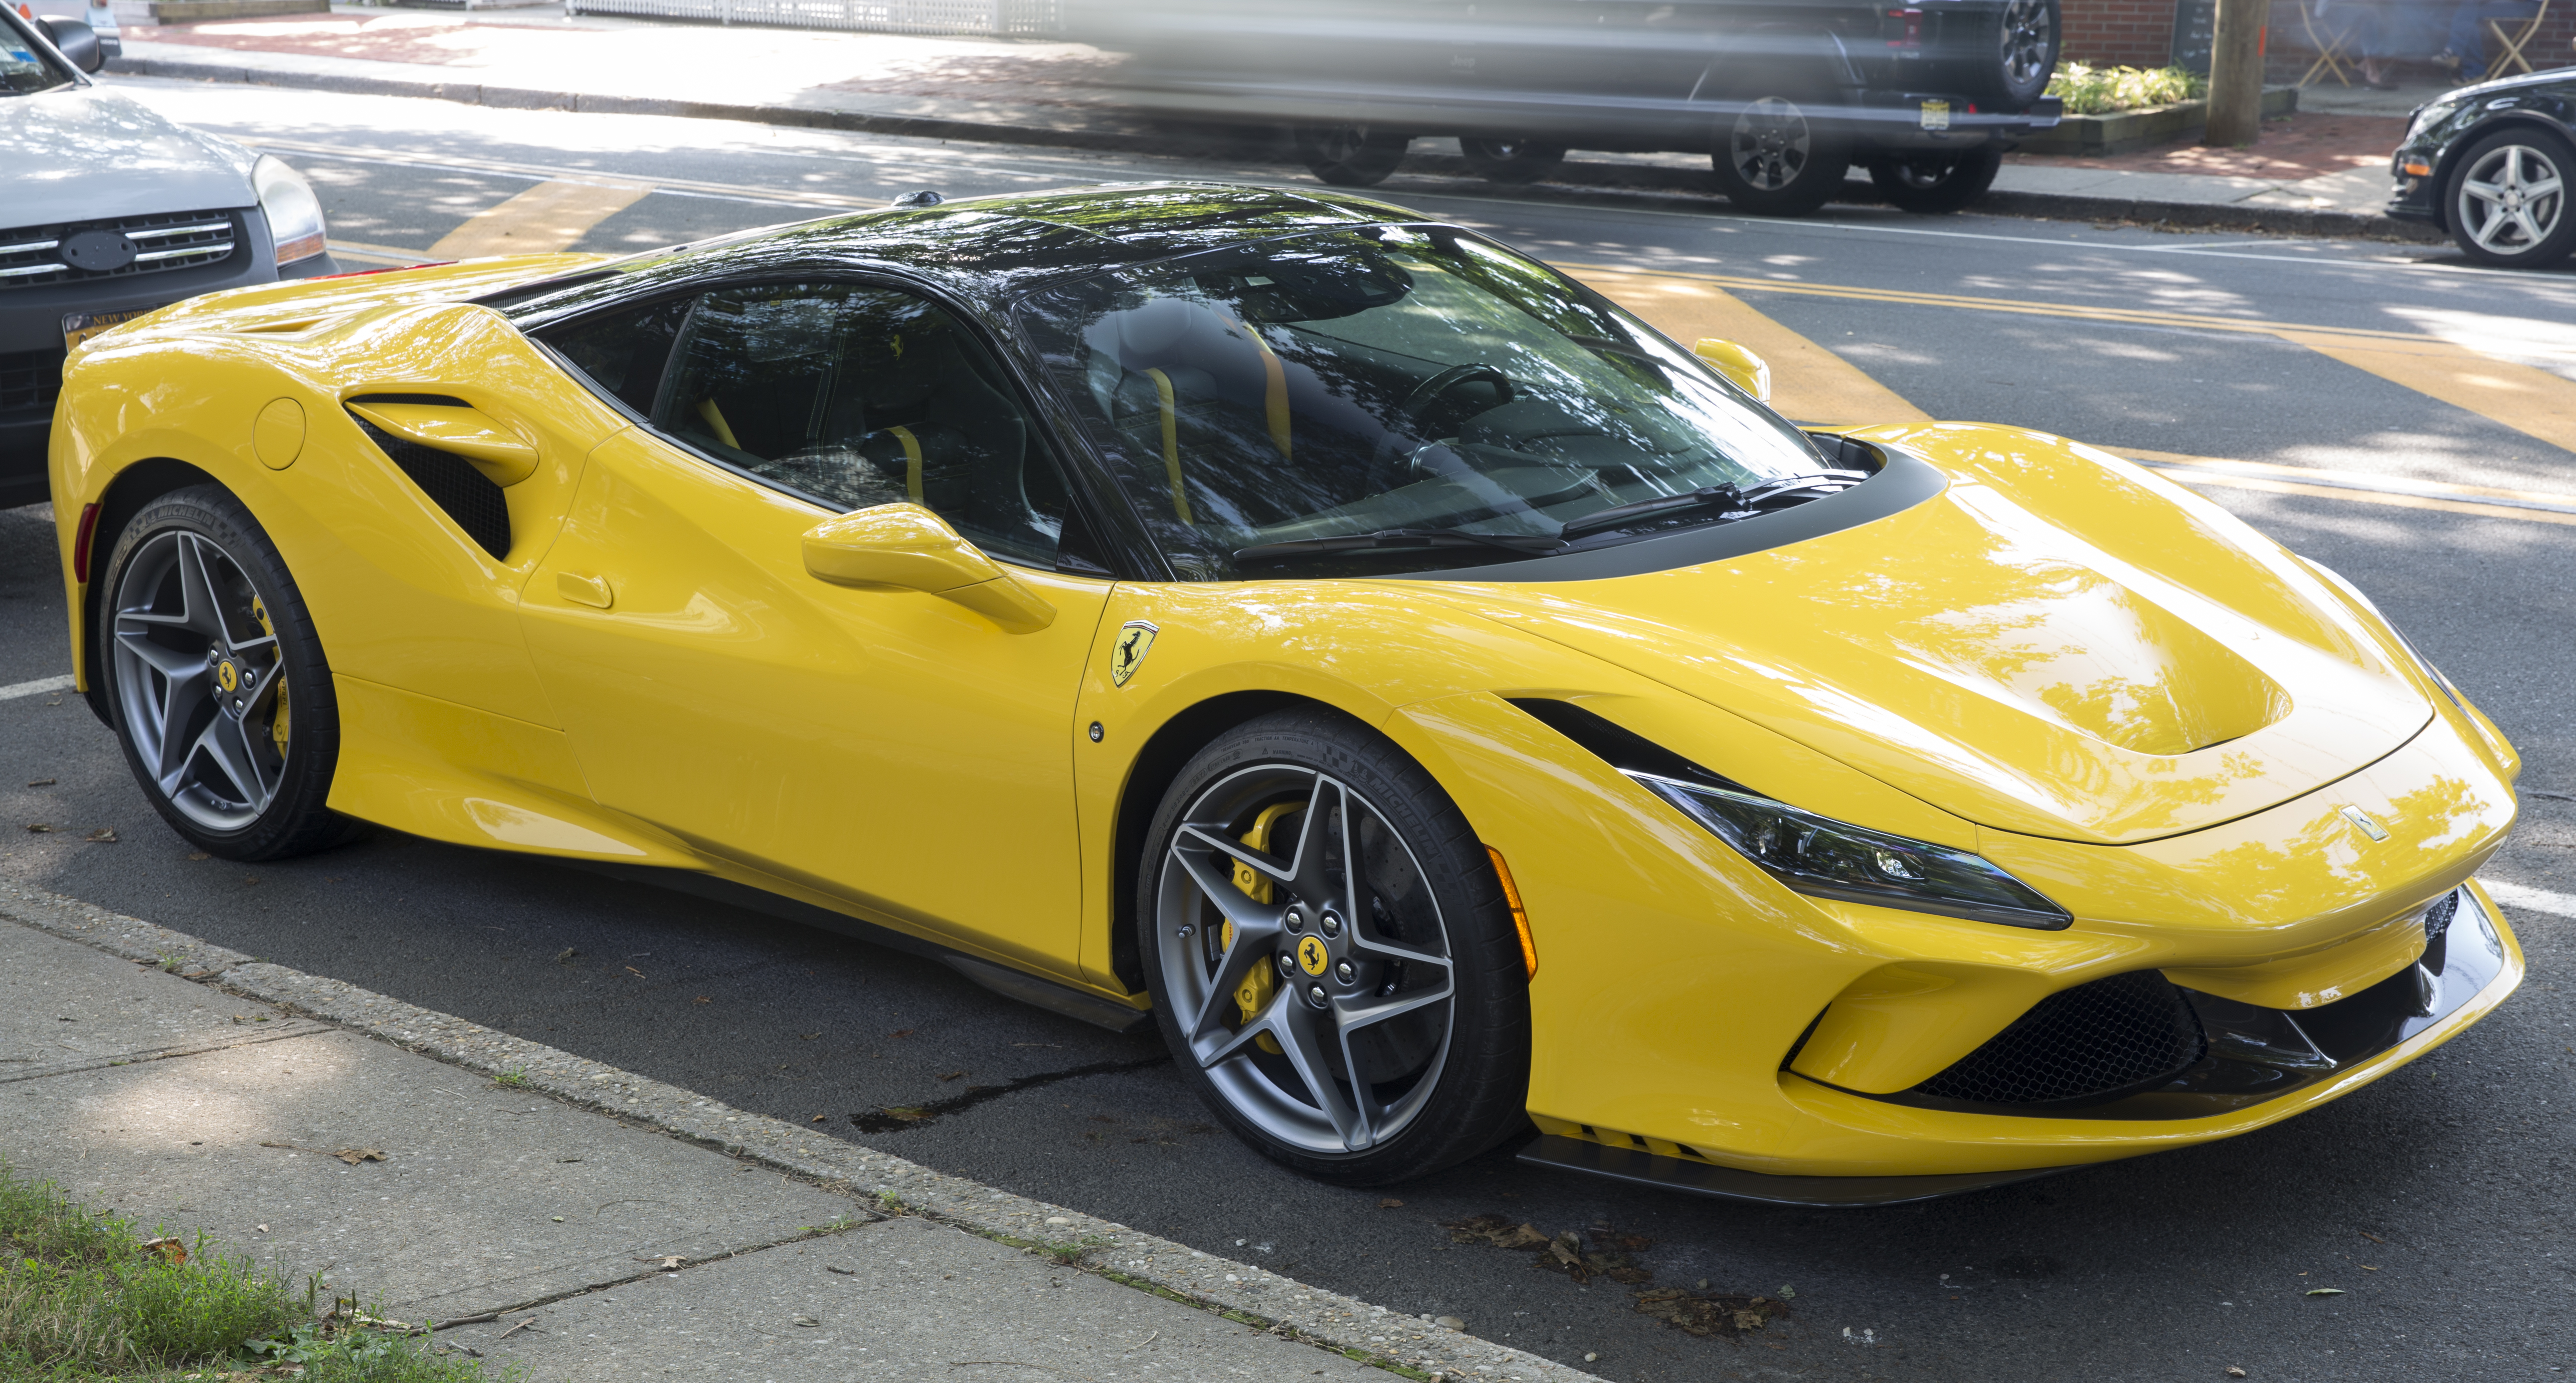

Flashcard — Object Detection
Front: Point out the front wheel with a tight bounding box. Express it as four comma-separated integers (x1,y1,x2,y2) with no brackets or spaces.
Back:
1139,710,1531,1185
1460,135,1568,185
1292,122,1413,188
1712,96,1852,216
98,485,355,861
1868,143,2005,213
2446,127,2576,269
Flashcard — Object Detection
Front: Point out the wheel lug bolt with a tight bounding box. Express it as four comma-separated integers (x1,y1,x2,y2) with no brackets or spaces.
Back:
1277,953,1297,977
1283,906,1305,932
1307,984,1327,1006
1334,962,1355,985
1318,910,1342,939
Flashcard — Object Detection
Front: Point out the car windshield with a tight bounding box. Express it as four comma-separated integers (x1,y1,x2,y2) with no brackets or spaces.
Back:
1016,225,1849,580
0,14,74,95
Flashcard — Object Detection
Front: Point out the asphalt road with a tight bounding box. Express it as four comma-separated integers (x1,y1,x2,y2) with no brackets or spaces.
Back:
7,76,2575,1382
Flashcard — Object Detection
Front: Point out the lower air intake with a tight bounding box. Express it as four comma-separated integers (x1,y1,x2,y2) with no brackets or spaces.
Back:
1914,970,2207,1107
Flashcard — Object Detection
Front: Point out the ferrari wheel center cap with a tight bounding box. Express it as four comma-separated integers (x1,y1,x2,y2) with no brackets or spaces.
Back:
1295,934,1330,978
216,660,240,694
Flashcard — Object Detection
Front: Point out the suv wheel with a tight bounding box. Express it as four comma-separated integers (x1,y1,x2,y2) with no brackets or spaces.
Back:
1959,0,2060,109
1294,122,1414,188
1868,143,2005,213
1712,96,1851,216
2446,127,2576,269
1461,135,1568,185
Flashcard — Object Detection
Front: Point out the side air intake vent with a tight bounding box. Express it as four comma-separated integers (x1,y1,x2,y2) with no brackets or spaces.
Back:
347,395,512,561
1913,971,2207,1107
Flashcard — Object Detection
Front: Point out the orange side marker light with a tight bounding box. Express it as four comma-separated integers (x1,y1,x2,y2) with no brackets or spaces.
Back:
1487,845,1536,979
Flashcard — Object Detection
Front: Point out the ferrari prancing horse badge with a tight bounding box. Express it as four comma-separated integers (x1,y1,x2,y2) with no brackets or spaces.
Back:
1109,621,1159,687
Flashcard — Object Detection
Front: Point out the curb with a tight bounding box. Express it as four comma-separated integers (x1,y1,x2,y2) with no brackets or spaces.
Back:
106,53,2440,243
0,880,1594,1383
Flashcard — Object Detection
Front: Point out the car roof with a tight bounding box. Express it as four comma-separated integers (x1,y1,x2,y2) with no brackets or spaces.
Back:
497,182,1427,322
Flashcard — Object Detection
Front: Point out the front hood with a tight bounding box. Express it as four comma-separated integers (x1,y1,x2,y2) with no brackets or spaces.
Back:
0,86,257,225
1442,426,2433,845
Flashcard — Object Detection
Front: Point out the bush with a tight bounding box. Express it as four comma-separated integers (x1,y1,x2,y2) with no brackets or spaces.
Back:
2046,62,2208,115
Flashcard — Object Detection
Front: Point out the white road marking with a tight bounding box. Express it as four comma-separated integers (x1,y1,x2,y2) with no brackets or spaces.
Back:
0,675,74,701
2481,879,2576,921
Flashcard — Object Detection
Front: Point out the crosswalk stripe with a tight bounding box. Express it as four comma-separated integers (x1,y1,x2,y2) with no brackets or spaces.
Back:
427,180,655,260
1566,266,1930,426
2482,879,2576,921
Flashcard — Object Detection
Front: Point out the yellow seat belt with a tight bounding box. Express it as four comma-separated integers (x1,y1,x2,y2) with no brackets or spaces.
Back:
1221,315,1291,460
694,397,740,450
886,425,922,502
1141,368,1193,524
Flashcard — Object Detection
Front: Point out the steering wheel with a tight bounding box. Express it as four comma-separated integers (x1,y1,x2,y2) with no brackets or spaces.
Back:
1377,364,1515,470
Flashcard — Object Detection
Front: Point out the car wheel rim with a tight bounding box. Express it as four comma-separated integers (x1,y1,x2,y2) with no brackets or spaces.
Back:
111,530,289,832
1314,124,1368,164
1157,764,1456,1156
2001,0,2053,88
2457,143,2566,255
1893,155,1954,190
1731,98,1812,191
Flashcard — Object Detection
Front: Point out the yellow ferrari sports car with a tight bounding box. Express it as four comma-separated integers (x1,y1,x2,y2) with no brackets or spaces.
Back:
50,185,2523,1203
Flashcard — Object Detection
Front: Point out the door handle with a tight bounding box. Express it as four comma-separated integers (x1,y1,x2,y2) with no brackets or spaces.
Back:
557,572,613,609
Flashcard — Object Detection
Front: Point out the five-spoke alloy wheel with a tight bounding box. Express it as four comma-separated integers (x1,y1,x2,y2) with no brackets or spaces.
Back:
1142,711,1530,1184
2446,127,2576,269
100,486,352,860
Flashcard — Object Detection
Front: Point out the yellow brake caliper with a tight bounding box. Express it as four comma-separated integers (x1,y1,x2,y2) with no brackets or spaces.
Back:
1223,802,1299,1055
250,597,289,757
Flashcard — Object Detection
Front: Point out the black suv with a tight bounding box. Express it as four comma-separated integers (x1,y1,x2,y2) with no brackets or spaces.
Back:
1077,0,2063,215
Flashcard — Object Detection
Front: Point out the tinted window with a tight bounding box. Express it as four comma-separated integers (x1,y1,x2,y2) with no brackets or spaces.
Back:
537,296,690,415
654,282,1069,569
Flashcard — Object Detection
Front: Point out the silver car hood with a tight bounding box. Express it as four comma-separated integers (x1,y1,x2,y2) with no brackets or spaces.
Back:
1,84,257,228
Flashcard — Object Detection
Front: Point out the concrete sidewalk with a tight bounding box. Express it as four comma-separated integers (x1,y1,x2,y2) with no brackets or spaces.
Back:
0,883,1590,1382
100,2,2445,240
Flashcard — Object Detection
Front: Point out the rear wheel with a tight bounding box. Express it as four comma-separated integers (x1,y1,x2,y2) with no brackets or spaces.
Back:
1139,710,1531,1185
1868,143,2005,213
1956,0,2059,109
2445,127,2576,269
1712,95,1852,216
1460,135,1568,184
1293,122,1414,188
98,486,354,861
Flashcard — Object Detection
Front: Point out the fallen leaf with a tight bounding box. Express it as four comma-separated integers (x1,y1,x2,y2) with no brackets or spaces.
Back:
333,1149,386,1165
26,778,54,787
888,1028,914,1038
800,1032,821,1040
691,996,711,1004
2305,1287,2346,1296
2359,1230,2387,1244
554,948,577,963
84,827,117,843
825,1264,855,1275
186,851,210,861
810,1114,828,1123
139,1236,189,1264
660,1255,684,1269
938,1070,966,1081
24,823,53,833
1378,1198,1405,1209
2225,1369,2249,1379
1632,1287,1788,1338
255,1224,268,1233
625,967,647,979
792,1315,820,1327
2362,1264,2379,1271
880,1106,930,1122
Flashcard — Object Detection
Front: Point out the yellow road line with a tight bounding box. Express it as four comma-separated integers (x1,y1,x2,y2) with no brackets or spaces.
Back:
1566,266,1930,426
428,180,654,259
1560,261,2576,459
328,239,441,264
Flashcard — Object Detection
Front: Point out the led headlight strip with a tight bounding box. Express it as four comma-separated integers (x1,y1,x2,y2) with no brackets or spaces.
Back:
1629,772,2072,931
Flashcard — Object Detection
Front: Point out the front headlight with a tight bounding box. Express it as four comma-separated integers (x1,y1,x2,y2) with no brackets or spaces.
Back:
2405,101,2459,143
253,155,327,267
1633,773,2071,930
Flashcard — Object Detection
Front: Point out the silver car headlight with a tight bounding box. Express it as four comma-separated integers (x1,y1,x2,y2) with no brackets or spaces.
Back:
253,155,327,267
2405,101,2459,143
1632,772,2071,930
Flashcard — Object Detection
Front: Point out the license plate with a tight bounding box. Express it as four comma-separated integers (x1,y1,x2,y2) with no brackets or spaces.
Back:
1920,99,1952,131
62,307,159,352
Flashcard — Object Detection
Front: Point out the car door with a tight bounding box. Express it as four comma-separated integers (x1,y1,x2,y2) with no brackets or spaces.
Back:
518,279,1115,979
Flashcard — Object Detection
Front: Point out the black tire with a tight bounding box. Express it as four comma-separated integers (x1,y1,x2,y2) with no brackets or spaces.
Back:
1293,122,1413,188
1711,94,1853,216
1460,135,1568,185
2444,125,2576,269
97,485,356,861
1954,0,2060,110
1867,143,2006,213
1138,708,1531,1185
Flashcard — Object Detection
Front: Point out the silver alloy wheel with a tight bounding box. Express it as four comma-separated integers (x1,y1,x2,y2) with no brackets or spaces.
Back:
111,530,289,832
2000,0,2054,90
1729,98,1814,192
2456,142,2566,256
1156,765,1455,1155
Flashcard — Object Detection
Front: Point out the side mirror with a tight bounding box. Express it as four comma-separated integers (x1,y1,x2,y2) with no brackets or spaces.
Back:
36,16,104,74
1693,339,1772,403
346,398,540,485
802,504,1057,635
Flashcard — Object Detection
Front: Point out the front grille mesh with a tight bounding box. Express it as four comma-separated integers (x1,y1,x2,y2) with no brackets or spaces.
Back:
2423,891,2459,942
0,346,65,414
0,209,241,293
1915,971,2208,1106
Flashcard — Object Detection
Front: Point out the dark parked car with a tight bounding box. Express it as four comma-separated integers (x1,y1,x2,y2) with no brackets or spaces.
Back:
1076,0,2063,216
2388,67,2576,269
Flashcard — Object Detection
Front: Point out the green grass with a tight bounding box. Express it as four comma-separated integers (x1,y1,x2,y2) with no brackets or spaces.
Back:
2046,61,2208,115
0,1162,508,1381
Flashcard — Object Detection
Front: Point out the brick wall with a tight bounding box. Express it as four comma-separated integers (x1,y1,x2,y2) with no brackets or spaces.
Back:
2061,0,2183,68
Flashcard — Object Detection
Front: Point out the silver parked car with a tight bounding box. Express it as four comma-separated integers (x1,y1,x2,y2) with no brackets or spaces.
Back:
2,6,335,506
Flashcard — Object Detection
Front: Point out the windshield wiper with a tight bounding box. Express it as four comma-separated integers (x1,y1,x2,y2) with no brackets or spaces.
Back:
1555,470,1868,541
1233,528,1567,563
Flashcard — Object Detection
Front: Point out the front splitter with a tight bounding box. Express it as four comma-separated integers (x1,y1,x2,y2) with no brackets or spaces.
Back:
1515,1135,2082,1207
